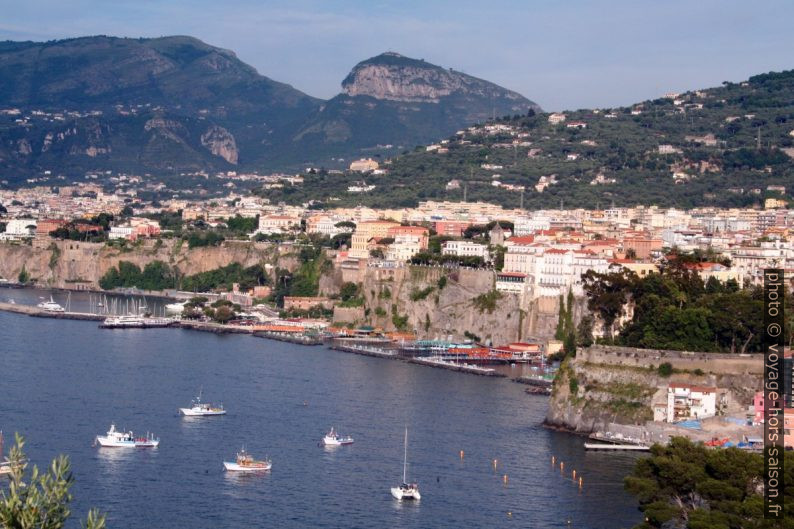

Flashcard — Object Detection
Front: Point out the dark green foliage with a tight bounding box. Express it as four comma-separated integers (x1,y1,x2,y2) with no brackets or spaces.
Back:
224,215,258,235
436,275,447,290
625,437,794,528
464,330,481,342
99,260,176,291
181,263,269,292
472,289,502,313
583,265,767,353
17,265,29,284
0,434,106,529
185,231,225,248
657,362,673,377
410,286,435,301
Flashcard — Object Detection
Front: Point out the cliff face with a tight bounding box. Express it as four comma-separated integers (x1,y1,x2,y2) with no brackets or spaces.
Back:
546,346,763,434
0,239,281,289
342,52,536,107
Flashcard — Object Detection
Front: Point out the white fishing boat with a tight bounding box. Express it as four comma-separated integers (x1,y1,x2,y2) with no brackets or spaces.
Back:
322,427,354,446
390,427,420,500
95,424,159,448
223,448,271,472
37,296,65,313
179,391,226,416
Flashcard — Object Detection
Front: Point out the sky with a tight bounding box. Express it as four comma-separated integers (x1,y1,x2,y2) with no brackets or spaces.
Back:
1,0,792,111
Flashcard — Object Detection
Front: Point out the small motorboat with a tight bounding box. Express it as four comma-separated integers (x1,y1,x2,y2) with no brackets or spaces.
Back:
391,427,420,500
223,448,271,472
179,391,226,416
95,424,159,448
322,427,354,446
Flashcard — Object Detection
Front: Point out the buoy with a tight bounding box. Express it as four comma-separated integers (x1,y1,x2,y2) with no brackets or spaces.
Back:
503,474,508,484
572,469,576,480
560,461,564,471
460,450,464,460
551,455,555,464
507,511,512,518
493,458,498,469
579,477,583,488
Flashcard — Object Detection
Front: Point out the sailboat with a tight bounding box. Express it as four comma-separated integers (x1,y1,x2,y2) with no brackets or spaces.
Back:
390,427,420,500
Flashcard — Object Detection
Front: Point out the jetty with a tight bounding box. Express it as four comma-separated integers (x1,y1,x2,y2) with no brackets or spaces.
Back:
409,357,505,377
584,442,650,451
328,343,399,359
253,330,322,345
0,302,104,321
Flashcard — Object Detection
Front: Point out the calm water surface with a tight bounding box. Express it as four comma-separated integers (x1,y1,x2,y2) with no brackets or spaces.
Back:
0,308,642,529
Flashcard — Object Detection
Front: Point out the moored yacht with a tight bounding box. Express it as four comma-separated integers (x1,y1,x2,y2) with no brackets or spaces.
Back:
95,424,159,448
223,448,271,472
179,391,226,416
322,427,354,446
391,427,420,500
37,296,65,313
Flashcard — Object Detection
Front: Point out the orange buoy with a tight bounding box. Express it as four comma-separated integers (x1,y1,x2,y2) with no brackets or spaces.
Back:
560,461,564,471
572,469,576,480
503,474,508,484
460,450,464,459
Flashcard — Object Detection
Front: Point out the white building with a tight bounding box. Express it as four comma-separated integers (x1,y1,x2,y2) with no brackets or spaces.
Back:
514,216,551,236
665,383,722,423
108,226,134,240
441,240,490,260
0,218,37,240
258,215,300,234
548,113,566,124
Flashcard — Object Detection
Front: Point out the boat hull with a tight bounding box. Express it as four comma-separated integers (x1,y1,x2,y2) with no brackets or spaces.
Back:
96,437,159,448
322,437,354,446
223,461,271,472
391,487,421,500
179,408,226,416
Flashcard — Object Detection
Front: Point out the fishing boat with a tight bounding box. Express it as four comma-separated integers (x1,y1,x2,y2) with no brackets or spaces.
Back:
179,391,226,416
95,424,159,448
322,427,354,446
390,427,420,500
223,448,271,472
37,296,65,313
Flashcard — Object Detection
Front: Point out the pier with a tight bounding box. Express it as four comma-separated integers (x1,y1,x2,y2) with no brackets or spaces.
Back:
0,302,104,321
253,330,323,345
584,442,650,451
409,357,505,377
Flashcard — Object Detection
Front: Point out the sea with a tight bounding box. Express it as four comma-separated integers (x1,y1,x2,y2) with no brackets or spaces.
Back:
0,288,642,528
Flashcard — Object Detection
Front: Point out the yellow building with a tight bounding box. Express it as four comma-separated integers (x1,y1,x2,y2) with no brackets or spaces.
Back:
765,198,788,209
350,220,401,258
349,158,380,172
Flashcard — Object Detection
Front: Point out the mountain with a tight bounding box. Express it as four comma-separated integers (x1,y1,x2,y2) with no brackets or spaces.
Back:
289,52,540,158
264,70,794,210
0,36,321,176
0,39,539,182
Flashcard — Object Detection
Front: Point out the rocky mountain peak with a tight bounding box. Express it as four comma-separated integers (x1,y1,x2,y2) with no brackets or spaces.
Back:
341,52,539,110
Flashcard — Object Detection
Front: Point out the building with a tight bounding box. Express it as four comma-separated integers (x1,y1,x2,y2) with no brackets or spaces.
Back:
258,215,300,234
349,220,401,258
306,215,351,237
495,271,530,294
349,158,380,172
548,113,566,124
385,225,430,262
0,218,37,240
434,220,471,237
666,383,724,422
441,240,490,260
35,218,67,237
283,296,334,311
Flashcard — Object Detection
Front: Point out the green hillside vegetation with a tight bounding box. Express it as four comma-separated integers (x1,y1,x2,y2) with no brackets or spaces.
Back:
99,260,269,292
265,70,794,209
626,437,794,528
581,255,794,352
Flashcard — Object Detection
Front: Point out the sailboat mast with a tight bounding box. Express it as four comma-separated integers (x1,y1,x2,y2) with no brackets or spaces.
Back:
403,427,408,484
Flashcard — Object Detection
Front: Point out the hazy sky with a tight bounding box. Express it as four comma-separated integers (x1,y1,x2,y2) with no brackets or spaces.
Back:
1,0,792,111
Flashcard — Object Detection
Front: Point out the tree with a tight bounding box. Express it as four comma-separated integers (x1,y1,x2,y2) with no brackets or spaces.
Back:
0,434,106,529
582,269,635,339
17,265,30,285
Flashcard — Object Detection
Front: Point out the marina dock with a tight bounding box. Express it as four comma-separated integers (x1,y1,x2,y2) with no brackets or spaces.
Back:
253,330,323,345
584,442,650,451
0,302,104,321
409,357,505,377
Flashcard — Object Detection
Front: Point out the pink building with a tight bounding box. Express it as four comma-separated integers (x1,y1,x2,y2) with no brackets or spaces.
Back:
753,391,764,425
